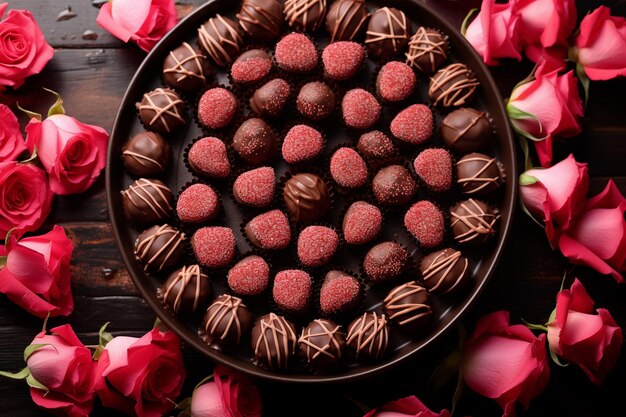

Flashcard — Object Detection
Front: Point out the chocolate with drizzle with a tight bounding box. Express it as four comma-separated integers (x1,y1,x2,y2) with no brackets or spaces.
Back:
299,319,345,372
237,0,284,42
420,248,469,295
405,27,448,74
456,152,505,196
441,107,493,152
198,14,244,67
450,199,500,245
122,131,171,177
201,294,253,352
429,63,479,107
121,178,172,224
137,88,185,134
346,312,389,361
135,224,185,272
383,281,432,332
163,42,213,93
251,313,297,370
365,7,409,60
325,0,369,42
283,173,331,223
285,0,327,32
159,264,209,314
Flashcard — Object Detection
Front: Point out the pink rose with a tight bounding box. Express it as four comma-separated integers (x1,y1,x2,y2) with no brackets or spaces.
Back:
557,181,626,282
95,328,186,417
25,324,97,417
363,396,450,417
464,0,522,66
507,58,583,167
547,279,622,384
96,0,178,52
0,161,53,240
0,104,27,161
25,114,109,195
462,311,550,417
573,6,626,81
191,382,228,417
0,226,74,317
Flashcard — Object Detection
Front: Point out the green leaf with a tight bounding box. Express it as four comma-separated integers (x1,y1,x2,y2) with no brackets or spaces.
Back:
0,367,30,380
26,373,48,392
547,307,557,325
549,346,569,368
154,317,170,333
522,319,548,332
517,137,535,174
176,397,192,411
193,374,214,391
43,88,66,117
98,322,113,347
519,173,538,186
575,63,590,110
23,344,49,362
92,345,105,361
0,255,6,269
460,8,478,37
519,198,545,228
19,147,39,166
16,102,42,122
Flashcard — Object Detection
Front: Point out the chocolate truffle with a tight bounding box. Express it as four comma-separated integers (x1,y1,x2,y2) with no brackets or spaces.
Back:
429,63,479,107
365,7,409,60
450,199,500,245
198,14,244,67
322,41,364,81
456,153,505,196
285,0,327,32
357,131,397,161
251,313,298,370
192,226,236,268
160,264,209,314
163,42,213,93
237,0,283,43
372,165,417,206
231,49,272,84
390,104,433,145
413,148,453,193
228,255,270,296
273,269,313,314
176,183,219,223
250,78,291,118
283,173,331,223
137,88,185,134
275,33,318,73
343,201,382,245
441,107,493,152
341,89,381,129
198,88,238,130
346,312,389,361
383,281,432,332
282,124,324,164
320,270,361,316
232,118,278,165
299,319,346,372
122,131,171,177
364,241,408,283
330,147,368,189
326,0,369,42
135,224,185,272
404,201,445,249
297,226,339,267
122,178,172,224
297,81,336,121
405,27,448,75
188,137,231,178
376,61,416,102
245,209,291,250
201,294,253,351
420,248,469,295
233,167,276,207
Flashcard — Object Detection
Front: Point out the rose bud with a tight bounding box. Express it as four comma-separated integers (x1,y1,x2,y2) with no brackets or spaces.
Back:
363,395,450,417
0,104,27,162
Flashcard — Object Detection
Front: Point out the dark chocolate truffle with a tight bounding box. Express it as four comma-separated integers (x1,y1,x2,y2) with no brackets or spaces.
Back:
364,241,408,283
201,294,253,351
237,0,284,43
251,313,298,370
163,42,213,93
299,319,346,372
325,0,369,42
441,107,493,152
429,63,479,107
192,226,236,268
357,130,397,161
250,78,291,118
405,27,448,75
176,183,219,223
456,153,505,196
404,201,445,249
322,41,364,81
160,264,209,314
273,269,313,314
283,173,331,223
376,61,416,102
198,14,244,67
341,88,381,129
342,201,382,245
372,165,417,206
297,226,339,267
245,209,291,250
275,33,318,73
198,88,238,130
319,271,361,316
330,147,368,189
122,131,171,177
230,49,272,85
228,255,270,296
122,178,172,224
365,7,409,60
137,88,185,134
285,0,327,32
135,224,185,272
297,81,336,121
450,199,500,245
233,167,276,207
232,118,278,165
346,312,389,361
188,137,231,178
413,148,453,193
420,248,469,295
383,281,432,331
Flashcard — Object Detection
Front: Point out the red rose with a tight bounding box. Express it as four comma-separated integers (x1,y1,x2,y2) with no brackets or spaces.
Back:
25,114,109,195
547,279,622,384
0,225,74,317
95,328,186,417
0,104,27,162
363,396,450,417
462,311,550,417
0,3,54,90
0,161,53,240
96,0,178,52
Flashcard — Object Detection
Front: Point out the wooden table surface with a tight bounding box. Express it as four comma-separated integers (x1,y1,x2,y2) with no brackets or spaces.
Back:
1,1,625,416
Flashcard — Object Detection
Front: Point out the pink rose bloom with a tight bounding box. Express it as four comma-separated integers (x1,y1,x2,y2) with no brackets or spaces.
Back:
25,114,109,195
0,3,54,90
547,279,622,384
0,161,53,240
462,311,550,417
0,226,74,317
0,104,27,161
557,181,626,282
507,58,583,167
574,6,626,81
25,324,97,417
96,0,178,52
95,328,186,417
519,154,589,245
363,395,450,417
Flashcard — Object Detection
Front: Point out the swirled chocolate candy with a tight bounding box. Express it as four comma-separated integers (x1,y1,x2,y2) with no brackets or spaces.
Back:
201,294,253,352
365,7,409,60
135,224,185,272
251,313,297,370
285,0,327,32
163,42,213,93
237,0,283,42
233,118,278,165
364,241,408,283
456,152,505,196
283,173,330,223
405,27,448,75
159,264,209,314
372,165,417,206
198,14,244,67
137,88,185,134
299,319,346,372
383,281,432,332
250,78,291,118
450,199,500,245
441,107,493,152
122,131,171,177
121,178,172,224
296,81,335,121
346,312,389,361
420,248,469,295
325,0,369,42
429,63,479,107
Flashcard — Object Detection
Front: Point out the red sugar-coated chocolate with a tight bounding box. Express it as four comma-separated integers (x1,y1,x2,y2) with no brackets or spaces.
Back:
233,167,276,207
177,183,219,223
342,201,382,245
376,61,417,102
364,242,408,282
273,269,313,313
198,88,238,129
192,226,236,268
275,33,318,73
342,89,381,129
404,201,445,249
320,272,361,315
390,104,433,144
231,57,272,84
322,41,364,81
282,125,324,164
357,131,397,160
188,137,231,178
227,255,270,296
330,147,368,188
413,148,452,192
245,210,291,250
297,226,339,267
